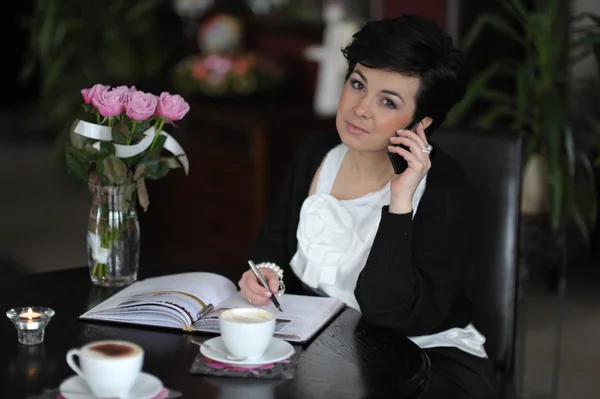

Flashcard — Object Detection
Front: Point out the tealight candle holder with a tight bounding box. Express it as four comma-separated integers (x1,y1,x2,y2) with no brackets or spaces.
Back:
6,307,55,345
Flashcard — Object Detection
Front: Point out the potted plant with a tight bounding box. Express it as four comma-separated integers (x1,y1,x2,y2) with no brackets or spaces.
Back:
446,0,600,250
67,84,190,287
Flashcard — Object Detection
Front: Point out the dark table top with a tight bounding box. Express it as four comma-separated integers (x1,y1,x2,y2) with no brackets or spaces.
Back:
0,266,430,399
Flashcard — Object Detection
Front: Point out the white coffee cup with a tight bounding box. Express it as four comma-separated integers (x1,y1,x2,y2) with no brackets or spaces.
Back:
219,308,275,359
66,340,144,397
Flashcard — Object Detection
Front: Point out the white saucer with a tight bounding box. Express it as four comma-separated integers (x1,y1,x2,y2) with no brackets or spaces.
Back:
59,372,163,399
200,336,295,367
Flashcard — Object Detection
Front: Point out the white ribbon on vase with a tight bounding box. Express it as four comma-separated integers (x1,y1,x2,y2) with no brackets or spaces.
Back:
73,120,190,175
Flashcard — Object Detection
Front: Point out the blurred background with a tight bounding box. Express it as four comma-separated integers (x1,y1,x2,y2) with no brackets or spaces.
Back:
1,0,599,398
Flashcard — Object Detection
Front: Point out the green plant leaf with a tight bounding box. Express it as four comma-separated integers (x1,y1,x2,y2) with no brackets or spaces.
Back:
564,127,576,179
103,155,128,185
96,159,103,179
137,177,150,212
19,59,37,83
445,61,507,126
541,88,567,232
100,141,116,157
38,0,58,61
133,120,152,134
111,122,130,145
474,104,516,130
126,0,165,21
461,13,525,54
480,89,516,105
514,64,529,130
65,153,88,181
133,163,146,181
83,143,98,157
69,118,86,149
142,158,169,180
150,134,167,154
505,0,529,22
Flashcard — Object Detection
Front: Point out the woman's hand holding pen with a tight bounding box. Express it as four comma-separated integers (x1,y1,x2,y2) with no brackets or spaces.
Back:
387,122,432,214
239,268,280,306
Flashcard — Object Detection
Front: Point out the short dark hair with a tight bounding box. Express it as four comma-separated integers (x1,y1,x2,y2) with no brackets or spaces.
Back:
341,14,469,133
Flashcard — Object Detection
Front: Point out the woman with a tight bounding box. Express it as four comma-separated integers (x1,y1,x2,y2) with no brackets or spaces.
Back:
239,14,499,399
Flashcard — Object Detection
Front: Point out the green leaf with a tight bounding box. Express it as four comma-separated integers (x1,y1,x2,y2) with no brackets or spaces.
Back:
69,118,86,150
100,141,116,157
65,153,88,181
83,143,98,156
474,104,516,130
141,157,169,180
150,134,167,153
38,0,58,60
137,177,150,212
133,120,152,135
96,159,103,178
111,123,130,145
42,41,78,96
506,0,529,22
65,145,94,163
126,0,165,21
19,59,36,83
133,163,146,181
461,13,525,55
564,127,576,179
540,88,567,231
445,61,507,126
514,64,529,130
103,155,128,185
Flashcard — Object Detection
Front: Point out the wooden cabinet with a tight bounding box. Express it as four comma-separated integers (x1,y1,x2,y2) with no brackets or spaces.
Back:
140,99,334,272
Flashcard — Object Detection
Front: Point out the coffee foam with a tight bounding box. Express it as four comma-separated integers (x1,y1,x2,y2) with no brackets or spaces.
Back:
84,341,142,359
220,308,274,323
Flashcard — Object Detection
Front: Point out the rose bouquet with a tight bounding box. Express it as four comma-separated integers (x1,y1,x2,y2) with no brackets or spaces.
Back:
66,84,190,286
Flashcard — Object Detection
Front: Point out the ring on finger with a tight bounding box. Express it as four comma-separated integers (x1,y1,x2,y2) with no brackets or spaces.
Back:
422,144,433,154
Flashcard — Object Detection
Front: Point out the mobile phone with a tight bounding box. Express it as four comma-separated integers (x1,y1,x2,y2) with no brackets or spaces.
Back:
388,120,420,174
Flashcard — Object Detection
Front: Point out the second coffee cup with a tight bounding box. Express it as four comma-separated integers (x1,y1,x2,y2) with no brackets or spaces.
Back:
219,308,275,359
66,340,143,398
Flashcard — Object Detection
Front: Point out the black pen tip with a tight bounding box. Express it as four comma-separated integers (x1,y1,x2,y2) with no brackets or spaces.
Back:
277,306,283,312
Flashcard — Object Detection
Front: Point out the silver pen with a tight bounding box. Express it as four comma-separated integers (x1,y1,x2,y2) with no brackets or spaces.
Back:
248,260,283,312
197,303,214,320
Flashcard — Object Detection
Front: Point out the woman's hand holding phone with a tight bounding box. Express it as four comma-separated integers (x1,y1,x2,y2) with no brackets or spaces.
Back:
387,122,432,214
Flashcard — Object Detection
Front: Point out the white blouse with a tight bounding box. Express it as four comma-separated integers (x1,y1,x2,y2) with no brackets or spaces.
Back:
289,144,488,358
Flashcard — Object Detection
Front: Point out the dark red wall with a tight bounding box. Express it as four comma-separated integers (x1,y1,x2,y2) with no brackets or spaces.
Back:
382,0,446,27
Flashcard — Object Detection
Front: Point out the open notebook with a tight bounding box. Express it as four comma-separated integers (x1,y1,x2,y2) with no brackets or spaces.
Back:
79,272,345,343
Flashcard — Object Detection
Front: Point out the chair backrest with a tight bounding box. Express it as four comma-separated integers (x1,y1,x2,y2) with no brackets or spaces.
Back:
431,129,523,375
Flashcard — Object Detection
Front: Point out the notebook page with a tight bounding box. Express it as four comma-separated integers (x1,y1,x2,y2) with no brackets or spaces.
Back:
194,292,344,342
81,272,238,325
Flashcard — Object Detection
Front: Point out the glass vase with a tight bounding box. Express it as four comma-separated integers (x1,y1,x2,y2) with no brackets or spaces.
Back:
87,183,140,287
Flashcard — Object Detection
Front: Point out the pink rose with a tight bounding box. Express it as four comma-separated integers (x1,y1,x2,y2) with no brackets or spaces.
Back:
92,87,129,117
154,92,190,121
81,84,109,104
126,91,158,121
113,85,137,94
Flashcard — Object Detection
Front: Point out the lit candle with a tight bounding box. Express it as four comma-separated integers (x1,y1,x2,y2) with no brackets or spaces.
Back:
19,308,42,320
7,306,55,345
18,307,42,330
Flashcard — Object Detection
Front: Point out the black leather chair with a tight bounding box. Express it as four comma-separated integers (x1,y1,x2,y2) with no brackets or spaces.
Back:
431,129,523,398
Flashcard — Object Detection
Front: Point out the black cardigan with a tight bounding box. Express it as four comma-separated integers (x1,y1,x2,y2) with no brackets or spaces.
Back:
248,130,473,337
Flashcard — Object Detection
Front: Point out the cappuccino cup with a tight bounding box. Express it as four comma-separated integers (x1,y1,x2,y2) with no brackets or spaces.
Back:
66,340,143,397
219,308,275,359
